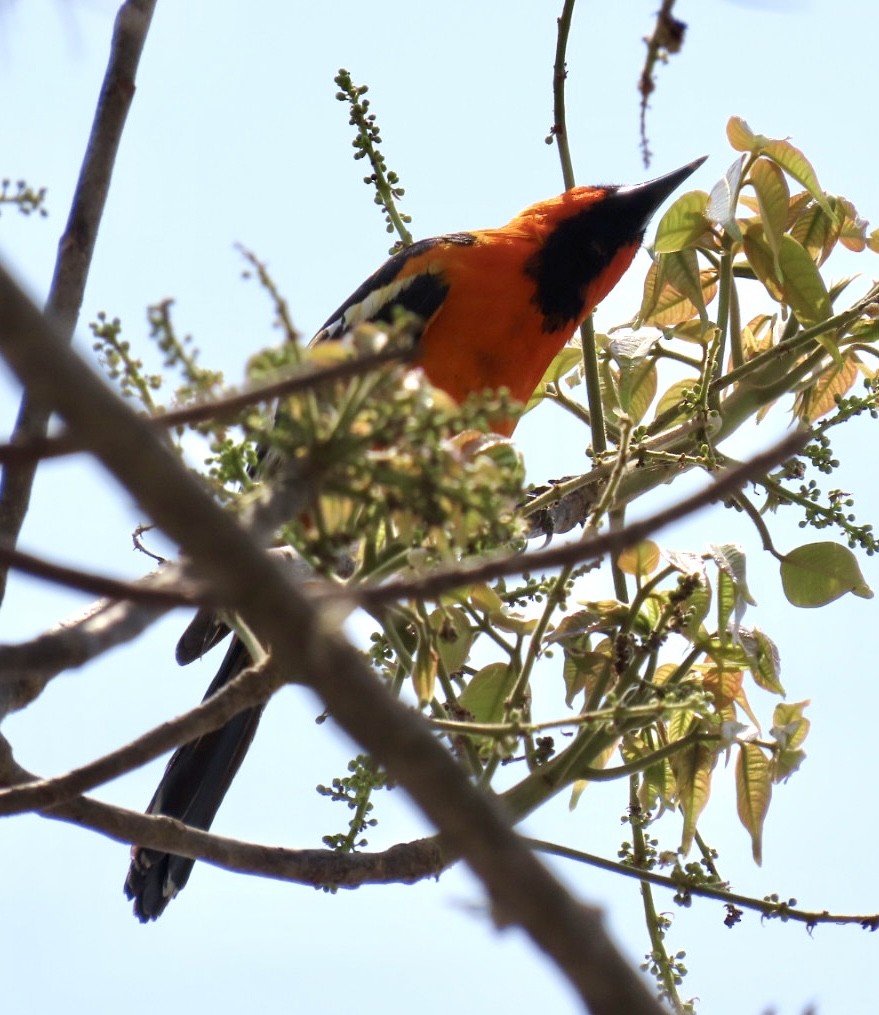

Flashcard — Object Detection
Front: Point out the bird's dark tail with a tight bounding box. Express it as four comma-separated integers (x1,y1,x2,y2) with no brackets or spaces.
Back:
124,636,262,921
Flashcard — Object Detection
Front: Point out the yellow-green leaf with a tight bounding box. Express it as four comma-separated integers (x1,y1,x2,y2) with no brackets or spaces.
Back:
776,234,831,324
736,742,772,865
703,667,744,707
458,662,514,723
738,627,784,696
469,584,504,615
563,649,612,707
837,196,869,252
790,200,840,266
621,359,657,425
667,708,698,746
749,157,790,259
740,314,776,359
638,259,718,327
762,138,833,217
654,191,711,253
742,224,784,302
772,699,811,751
727,116,760,152
412,642,438,705
429,607,474,675
780,541,874,607
493,611,538,635
654,379,695,424
639,758,676,814
795,354,859,423
617,540,660,577
726,117,833,217
657,249,710,327
569,740,620,807
671,742,716,854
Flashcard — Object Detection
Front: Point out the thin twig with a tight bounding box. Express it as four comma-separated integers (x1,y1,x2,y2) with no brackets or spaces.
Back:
344,429,810,608
527,838,879,930
0,542,195,606
0,343,416,468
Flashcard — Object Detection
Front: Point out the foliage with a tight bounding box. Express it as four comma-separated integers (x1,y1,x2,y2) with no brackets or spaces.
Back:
87,101,879,1010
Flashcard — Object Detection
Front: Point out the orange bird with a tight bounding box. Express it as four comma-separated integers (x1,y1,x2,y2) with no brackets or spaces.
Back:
125,156,706,919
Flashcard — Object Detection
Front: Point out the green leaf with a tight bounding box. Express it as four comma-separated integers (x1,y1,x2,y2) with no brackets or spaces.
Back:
458,662,514,723
670,742,716,854
654,190,710,253
771,699,811,753
762,138,834,217
726,116,834,217
780,541,874,607
429,606,474,674
736,742,772,865
738,627,784,696
776,234,832,325
617,540,660,577
727,116,761,152
749,157,790,260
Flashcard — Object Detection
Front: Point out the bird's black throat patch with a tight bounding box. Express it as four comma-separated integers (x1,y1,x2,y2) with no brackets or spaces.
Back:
525,189,648,333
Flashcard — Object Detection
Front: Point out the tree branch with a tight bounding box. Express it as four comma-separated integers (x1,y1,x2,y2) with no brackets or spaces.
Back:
0,658,288,813
0,0,157,604
0,343,417,469
0,730,445,888
0,543,193,607
0,263,666,1015
0,592,171,717
344,429,809,608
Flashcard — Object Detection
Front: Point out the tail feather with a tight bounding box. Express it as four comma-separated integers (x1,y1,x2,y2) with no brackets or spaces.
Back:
124,637,262,921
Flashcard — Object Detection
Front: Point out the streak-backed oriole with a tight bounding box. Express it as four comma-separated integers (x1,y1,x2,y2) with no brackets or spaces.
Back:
124,156,706,920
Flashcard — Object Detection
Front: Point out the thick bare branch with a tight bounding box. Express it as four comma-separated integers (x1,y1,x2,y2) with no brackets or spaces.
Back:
0,595,170,717
0,261,665,1015
0,731,444,888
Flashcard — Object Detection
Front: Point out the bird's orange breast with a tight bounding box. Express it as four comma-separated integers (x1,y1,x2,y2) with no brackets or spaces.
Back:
412,226,639,431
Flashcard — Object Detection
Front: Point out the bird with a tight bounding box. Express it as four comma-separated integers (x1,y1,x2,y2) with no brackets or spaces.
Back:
124,156,706,920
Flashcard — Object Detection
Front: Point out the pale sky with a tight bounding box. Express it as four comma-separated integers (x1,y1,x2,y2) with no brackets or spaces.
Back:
2,3,879,1013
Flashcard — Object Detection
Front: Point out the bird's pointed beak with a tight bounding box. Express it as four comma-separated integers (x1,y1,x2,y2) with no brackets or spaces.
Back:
616,155,708,223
